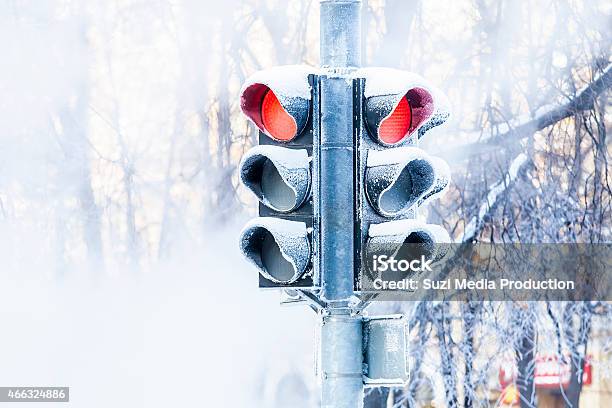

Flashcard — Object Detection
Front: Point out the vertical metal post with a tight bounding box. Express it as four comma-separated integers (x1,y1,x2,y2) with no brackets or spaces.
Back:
319,1,363,407
319,76,355,302
320,0,362,68
321,313,363,408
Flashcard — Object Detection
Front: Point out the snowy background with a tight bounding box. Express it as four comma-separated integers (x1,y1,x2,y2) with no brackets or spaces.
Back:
0,0,610,407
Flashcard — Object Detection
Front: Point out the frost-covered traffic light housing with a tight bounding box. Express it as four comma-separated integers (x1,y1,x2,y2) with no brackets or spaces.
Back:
354,68,452,288
238,66,319,288
237,66,451,291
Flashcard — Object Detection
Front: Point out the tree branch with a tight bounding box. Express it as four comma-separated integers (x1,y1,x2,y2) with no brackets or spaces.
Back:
461,153,528,242
446,63,612,158
458,63,611,242
488,62,611,146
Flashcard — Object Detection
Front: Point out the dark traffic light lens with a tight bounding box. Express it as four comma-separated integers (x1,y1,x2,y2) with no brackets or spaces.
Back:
378,163,414,213
365,157,435,217
260,159,296,212
239,146,310,213
239,218,311,285
379,97,412,145
261,90,298,141
260,230,296,283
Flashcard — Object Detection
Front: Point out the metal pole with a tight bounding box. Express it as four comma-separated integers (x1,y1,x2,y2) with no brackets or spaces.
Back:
320,0,362,68
320,313,363,408
319,1,363,407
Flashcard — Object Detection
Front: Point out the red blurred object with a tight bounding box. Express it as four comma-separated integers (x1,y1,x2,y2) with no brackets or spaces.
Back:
499,354,593,390
378,97,412,144
261,90,297,141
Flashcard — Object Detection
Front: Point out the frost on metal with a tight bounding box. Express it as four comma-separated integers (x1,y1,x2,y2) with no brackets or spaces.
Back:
362,315,409,386
365,147,450,216
367,146,428,167
367,219,451,263
242,65,316,100
417,157,451,207
369,219,451,242
240,65,317,137
356,68,450,140
239,217,310,284
239,146,311,212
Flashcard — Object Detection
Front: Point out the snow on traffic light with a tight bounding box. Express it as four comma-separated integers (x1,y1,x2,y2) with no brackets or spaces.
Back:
239,146,310,213
238,66,318,289
240,65,313,142
364,147,450,217
237,66,451,292
239,218,310,285
358,68,450,145
355,68,452,290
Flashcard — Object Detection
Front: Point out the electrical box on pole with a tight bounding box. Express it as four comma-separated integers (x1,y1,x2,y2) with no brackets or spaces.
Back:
362,315,409,386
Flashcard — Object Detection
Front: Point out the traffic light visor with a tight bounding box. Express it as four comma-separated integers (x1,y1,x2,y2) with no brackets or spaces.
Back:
358,68,450,144
365,147,450,217
367,220,451,262
239,146,311,213
240,66,313,142
239,218,311,284
364,88,434,146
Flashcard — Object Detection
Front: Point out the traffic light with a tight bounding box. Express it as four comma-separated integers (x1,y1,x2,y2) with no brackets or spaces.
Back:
238,66,319,288
240,146,310,213
354,68,452,288
364,147,450,217
237,66,451,291
359,68,450,145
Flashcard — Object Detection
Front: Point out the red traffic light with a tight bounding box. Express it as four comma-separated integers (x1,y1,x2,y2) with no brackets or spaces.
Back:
240,66,313,142
379,97,412,144
359,68,448,146
261,90,297,141
364,88,434,146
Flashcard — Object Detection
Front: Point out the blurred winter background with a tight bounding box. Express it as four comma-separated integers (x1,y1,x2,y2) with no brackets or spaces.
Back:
0,0,610,407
